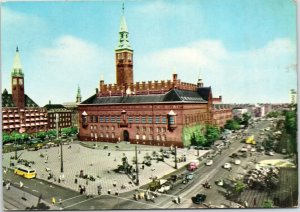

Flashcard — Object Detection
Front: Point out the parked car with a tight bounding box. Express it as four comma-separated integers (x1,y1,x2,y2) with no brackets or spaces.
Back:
250,148,256,152
188,162,198,171
268,151,275,156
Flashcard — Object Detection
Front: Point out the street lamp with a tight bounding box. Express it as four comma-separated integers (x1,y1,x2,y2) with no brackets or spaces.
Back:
174,146,178,169
135,146,139,186
56,113,63,173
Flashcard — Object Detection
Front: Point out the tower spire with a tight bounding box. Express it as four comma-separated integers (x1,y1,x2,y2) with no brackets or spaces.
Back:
12,46,23,77
76,85,82,103
122,2,125,14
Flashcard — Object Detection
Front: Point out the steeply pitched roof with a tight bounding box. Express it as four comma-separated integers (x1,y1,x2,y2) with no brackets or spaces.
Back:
2,89,39,108
197,87,211,101
81,89,208,105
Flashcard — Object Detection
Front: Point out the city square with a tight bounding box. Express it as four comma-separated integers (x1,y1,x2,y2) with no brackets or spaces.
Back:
2,0,298,210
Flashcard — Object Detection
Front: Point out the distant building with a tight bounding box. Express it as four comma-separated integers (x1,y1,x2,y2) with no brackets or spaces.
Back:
212,104,232,127
232,108,248,119
289,89,297,104
44,102,72,130
2,48,48,134
63,86,82,131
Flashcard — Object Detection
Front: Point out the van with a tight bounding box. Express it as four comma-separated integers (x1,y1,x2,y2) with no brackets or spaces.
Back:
14,165,37,179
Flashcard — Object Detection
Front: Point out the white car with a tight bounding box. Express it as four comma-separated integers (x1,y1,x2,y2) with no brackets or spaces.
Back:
223,163,231,169
268,151,275,156
250,148,256,152
240,147,247,152
206,160,213,166
234,160,241,165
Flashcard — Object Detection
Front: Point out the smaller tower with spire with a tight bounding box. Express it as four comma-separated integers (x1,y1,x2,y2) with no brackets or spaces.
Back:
76,85,82,103
11,46,25,109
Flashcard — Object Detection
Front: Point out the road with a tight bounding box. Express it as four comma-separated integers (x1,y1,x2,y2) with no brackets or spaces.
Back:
3,119,274,210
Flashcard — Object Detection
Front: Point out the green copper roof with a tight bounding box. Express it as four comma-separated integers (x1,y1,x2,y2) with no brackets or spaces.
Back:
119,15,128,32
11,47,24,77
116,5,132,51
77,85,82,98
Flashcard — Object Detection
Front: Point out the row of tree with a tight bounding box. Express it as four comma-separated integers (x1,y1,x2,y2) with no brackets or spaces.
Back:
190,125,221,147
2,127,78,144
224,113,251,131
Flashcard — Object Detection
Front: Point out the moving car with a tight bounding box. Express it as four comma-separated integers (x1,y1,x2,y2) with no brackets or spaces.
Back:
191,194,206,204
240,147,247,152
223,163,231,169
205,160,213,166
234,160,241,165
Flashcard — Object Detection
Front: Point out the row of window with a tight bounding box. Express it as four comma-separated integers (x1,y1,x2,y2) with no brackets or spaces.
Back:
49,113,71,118
90,125,167,133
184,113,209,124
50,123,70,128
50,118,71,123
90,132,167,141
89,115,168,124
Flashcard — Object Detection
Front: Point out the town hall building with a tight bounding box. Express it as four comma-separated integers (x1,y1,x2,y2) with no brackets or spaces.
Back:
78,7,232,147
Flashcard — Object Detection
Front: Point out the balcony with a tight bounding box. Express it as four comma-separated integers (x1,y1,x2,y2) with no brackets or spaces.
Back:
3,126,8,129
9,114,14,117
3,115,8,118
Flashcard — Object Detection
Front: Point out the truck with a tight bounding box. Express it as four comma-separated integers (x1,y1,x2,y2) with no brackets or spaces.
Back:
245,135,256,145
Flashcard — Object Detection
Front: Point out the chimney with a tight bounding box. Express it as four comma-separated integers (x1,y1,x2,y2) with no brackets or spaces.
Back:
96,88,99,94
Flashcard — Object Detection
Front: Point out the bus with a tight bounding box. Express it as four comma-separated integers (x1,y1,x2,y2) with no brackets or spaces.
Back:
14,165,37,179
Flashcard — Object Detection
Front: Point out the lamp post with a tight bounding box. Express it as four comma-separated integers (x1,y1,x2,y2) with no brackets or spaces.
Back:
174,146,178,169
56,113,63,173
14,133,17,159
135,146,139,186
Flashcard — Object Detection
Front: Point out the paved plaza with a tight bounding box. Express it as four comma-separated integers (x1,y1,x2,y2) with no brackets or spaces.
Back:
2,141,209,196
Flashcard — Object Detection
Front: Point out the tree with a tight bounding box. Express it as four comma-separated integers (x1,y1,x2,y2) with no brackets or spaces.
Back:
191,132,207,147
11,131,22,143
205,125,220,143
234,181,247,194
37,132,46,140
266,111,280,118
263,200,273,208
224,119,241,130
70,127,78,135
240,113,251,126
2,132,12,144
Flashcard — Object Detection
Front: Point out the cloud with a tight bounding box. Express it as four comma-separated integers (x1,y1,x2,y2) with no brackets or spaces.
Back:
25,35,113,105
135,38,297,103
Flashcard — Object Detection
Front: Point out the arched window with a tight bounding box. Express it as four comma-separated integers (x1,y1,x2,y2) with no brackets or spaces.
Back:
112,133,115,139
100,133,104,138
142,134,146,140
136,134,140,140
91,133,94,138
162,135,166,141
106,133,109,138
149,134,153,140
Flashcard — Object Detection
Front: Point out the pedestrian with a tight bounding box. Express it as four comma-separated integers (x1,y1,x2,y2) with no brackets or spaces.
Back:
108,188,111,194
115,189,119,196
108,152,111,156
51,197,56,205
178,196,181,204
86,179,88,185
58,178,61,183
113,181,117,187
151,195,155,203
75,178,78,184
6,182,10,190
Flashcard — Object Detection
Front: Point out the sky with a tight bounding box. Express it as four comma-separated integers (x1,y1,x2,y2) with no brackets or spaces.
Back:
1,0,298,105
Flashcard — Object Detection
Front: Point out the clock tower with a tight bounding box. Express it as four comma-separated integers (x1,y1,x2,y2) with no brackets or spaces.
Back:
115,4,133,86
11,47,25,109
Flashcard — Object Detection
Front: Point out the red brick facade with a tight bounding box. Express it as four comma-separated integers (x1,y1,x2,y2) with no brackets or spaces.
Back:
79,102,212,148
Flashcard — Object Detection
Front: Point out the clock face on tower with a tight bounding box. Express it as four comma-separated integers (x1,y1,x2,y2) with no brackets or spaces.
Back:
13,78,17,85
19,79,23,85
